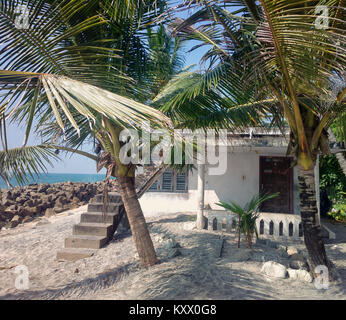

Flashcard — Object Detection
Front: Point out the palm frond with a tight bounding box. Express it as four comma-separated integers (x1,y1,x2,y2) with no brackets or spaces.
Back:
0,144,60,186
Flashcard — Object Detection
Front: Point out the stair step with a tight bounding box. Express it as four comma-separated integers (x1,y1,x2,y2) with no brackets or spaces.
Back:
65,235,108,249
87,202,122,214
94,193,122,204
56,248,96,261
81,211,118,224
73,222,114,237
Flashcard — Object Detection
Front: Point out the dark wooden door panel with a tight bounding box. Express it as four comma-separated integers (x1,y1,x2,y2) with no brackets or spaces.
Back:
260,156,293,213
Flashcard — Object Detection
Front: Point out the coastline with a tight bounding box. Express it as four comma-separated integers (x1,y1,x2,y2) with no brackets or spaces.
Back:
0,180,116,231
0,173,107,190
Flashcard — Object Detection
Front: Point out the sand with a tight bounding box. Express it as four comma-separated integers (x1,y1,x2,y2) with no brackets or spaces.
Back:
0,207,345,300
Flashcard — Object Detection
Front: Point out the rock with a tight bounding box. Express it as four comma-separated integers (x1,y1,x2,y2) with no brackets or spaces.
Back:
290,253,305,261
2,211,14,221
11,215,22,223
162,238,177,250
261,261,288,279
287,246,299,256
45,208,56,218
168,248,181,258
4,220,19,229
54,207,65,214
22,216,34,223
289,253,309,270
276,247,289,258
287,269,313,283
278,245,287,252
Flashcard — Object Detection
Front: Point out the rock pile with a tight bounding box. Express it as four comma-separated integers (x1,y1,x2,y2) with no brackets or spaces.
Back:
259,241,313,283
0,180,117,230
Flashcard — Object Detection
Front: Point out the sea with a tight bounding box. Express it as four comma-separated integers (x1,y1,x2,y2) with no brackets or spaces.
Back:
0,173,106,189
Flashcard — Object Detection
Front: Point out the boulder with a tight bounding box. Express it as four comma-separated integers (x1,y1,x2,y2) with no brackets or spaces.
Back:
2,211,14,221
168,248,182,258
289,253,309,271
11,215,22,223
22,216,34,224
54,207,66,214
261,261,288,279
2,199,15,207
4,220,19,229
287,246,299,256
45,208,56,218
276,247,289,258
287,269,313,283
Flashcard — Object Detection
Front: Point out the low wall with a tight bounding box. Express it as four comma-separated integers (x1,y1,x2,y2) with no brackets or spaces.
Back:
206,210,303,242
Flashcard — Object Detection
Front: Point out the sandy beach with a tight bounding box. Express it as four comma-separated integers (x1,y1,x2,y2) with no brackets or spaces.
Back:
0,206,345,300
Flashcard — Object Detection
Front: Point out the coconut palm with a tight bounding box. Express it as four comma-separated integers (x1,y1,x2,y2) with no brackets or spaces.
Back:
157,0,345,277
0,0,174,267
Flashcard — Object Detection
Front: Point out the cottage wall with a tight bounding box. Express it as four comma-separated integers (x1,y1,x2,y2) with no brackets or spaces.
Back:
140,149,319,216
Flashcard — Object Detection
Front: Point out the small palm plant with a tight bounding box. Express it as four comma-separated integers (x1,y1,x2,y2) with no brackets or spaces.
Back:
216,193,279,249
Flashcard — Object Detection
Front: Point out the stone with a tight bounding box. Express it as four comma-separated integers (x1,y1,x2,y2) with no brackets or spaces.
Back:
45,208,56,218
2,211,14,221
11,215,22,223
4,220,19,229
261,261,288,279
276,247,289,258
22,216,34,223
168,248,181,258
287,246,299,256
289,253,309,270
54,207,65,214
287,268,313,283
289,259,309,271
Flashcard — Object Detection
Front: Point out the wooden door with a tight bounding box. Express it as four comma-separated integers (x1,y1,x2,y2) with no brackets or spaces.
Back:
259,156,293,213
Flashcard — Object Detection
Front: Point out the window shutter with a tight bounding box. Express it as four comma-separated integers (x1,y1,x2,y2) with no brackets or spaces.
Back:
162,171,173,191
149,179,159,191
175,171,186,191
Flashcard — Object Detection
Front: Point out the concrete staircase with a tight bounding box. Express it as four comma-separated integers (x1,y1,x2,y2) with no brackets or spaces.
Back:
57,193,127,261
56,164,169,262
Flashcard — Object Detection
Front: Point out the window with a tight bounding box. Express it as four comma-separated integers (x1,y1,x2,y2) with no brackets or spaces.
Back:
149,169,188,192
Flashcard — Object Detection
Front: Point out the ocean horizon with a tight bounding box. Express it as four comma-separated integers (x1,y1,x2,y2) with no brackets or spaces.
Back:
0,173,107,189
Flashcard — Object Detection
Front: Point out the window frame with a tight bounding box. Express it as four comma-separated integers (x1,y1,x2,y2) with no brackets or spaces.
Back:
148,168,188,193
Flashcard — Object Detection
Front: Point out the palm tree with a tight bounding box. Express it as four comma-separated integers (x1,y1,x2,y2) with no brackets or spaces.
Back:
216,192,279,249
0,0,173,267
158,0,345,277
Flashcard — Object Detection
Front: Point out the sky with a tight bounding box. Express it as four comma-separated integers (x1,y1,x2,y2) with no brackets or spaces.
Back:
2,5,209,174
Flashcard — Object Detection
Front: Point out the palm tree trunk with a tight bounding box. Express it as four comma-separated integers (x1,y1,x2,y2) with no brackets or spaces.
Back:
335,152,346,177
118,175,158,268
298,167,332,278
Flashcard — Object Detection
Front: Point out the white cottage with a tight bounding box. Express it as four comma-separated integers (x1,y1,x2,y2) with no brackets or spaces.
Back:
139,128,339,240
